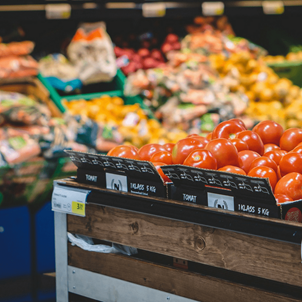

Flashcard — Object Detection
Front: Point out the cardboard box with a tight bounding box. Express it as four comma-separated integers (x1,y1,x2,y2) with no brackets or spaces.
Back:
66,150,167,198
162,165,302,221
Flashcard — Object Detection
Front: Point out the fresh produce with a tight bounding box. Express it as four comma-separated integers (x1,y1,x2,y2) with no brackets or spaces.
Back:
138,143,166,161
237,150,261,173
248,166,278,190
274,172,302,201
63,95,187,147
150,151,173,165
183,149,217,170
249,157,278,174
279,128,302,151
253,120,284,145
0,41,38,79
172,137,208,164
0,90,121,166
264,50,302,64
218,165,246,175
107,145,140,160
279,153,302,175
114,33,181,75
205,138,239,169
107,118,302,204
264,150,287,165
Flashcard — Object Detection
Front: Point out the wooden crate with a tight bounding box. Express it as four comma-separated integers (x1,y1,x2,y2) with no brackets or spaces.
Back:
55,179,302,302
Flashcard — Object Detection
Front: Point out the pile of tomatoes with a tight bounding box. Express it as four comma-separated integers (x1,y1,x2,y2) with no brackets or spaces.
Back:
107,118,302,205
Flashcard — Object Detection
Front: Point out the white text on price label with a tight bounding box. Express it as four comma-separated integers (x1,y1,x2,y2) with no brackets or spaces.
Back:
45,4,71,19
202,2,224,16
207,192,234,211
142,3,166,18
262,1,284,14
51,183,90,217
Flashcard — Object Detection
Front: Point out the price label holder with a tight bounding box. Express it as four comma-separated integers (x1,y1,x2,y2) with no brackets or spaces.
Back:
45,4,71,19
142,3,166,18
202,2,224,16
52,183,90,217
262,1,284,14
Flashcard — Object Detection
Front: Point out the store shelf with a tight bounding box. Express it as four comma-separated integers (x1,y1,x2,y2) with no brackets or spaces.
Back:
2,1,302,19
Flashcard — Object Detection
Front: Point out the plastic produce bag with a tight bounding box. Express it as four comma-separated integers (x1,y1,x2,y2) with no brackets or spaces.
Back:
67,22,117,85
0,91,51,125
68,233,138,256
39,54,82,92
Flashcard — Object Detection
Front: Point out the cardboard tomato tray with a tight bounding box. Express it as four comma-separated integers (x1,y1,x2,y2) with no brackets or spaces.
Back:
66,150,167,198
161,165,302,221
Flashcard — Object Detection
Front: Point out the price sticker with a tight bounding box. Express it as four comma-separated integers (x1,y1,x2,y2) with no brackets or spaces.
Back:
142,3,166,18
45,4,71,19
72,201,85,216
262,1,284,14
52,183,90,217
202,2,224,16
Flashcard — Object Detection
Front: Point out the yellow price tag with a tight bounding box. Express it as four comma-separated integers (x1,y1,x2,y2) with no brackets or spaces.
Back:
262,1,284,15
72,201,85,216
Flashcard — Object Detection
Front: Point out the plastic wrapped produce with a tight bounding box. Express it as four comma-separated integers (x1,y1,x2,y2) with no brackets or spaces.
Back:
67,22,117,84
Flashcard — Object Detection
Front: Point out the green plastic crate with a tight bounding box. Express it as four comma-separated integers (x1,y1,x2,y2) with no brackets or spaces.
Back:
267,61,302,87
39,69,156,119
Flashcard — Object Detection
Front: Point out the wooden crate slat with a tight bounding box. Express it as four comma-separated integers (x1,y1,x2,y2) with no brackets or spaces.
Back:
68,245,301,302
67,204,302,288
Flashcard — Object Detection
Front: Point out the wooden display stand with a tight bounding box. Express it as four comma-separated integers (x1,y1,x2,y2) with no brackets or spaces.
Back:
54,179,302,302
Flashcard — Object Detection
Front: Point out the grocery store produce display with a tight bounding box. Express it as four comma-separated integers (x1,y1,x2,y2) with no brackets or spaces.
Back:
0,41,38,79
123,16,302,132
63,95,187,147
0,91,120,167
39,22,116,92
106,118,302,206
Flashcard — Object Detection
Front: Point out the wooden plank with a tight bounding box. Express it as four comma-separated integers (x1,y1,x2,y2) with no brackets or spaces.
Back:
60,179,302,245
67,204,302,288
68,245,301,302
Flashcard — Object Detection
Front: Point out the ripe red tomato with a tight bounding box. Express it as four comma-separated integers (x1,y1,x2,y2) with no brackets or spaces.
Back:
290,145,302,154
237,130,264,155
279,152,302,175
263,144,280,154
263,150,287,165
206,132,212,140
230,138,249,152
274,194,293,205
274,172,302,201
218,165,246,175
150,151,173,165
248,156,278,174
280,128,302,151
107,145,140,160
238,150,261,173
183,149,217,170
248,166,277,190
187,133,199,137
229,118,247,129
152,162,171,183
253,121,284,145
205,138,239,169
212,120,246,139
277,166,282,179
138,144,166,161
163,143,175,153
172,137,208,164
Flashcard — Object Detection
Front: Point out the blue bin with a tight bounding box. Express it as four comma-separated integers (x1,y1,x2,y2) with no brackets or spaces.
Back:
0,206,31,280
35,202,55,274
